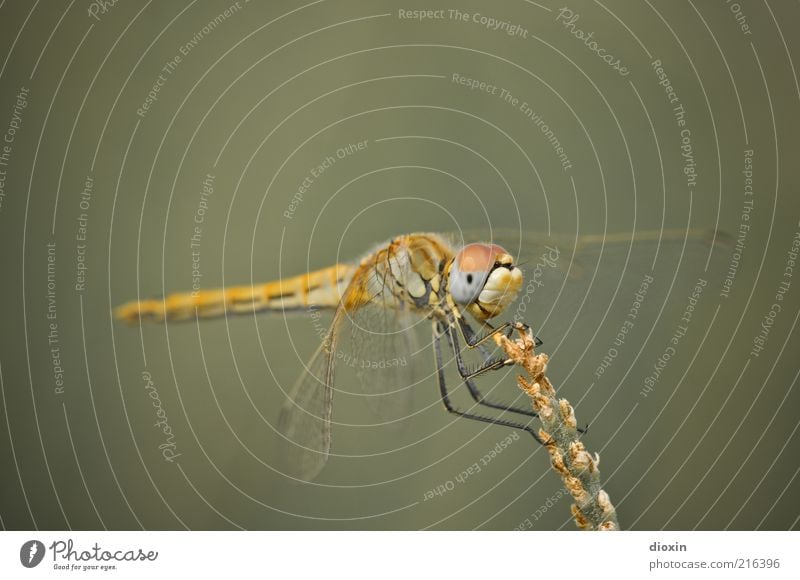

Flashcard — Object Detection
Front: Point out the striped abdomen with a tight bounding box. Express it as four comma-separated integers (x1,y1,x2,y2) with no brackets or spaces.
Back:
114,264,356,323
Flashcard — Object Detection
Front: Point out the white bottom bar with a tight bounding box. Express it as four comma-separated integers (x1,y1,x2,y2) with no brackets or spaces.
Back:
1,531,797,578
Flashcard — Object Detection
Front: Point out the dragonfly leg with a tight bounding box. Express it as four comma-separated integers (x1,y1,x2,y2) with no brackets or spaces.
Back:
462,320,536,365
446,323,539,419
432,323,547,446
458,317,543,349
448,321,588,435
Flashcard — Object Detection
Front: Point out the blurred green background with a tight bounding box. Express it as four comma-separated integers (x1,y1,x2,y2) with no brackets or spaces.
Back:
0,0,798,530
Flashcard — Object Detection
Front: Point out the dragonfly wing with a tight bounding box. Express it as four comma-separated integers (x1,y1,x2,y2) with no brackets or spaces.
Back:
343,304,421,426
276,265,424,478
276,308,343,481
462,228,726,280
459,228,730,346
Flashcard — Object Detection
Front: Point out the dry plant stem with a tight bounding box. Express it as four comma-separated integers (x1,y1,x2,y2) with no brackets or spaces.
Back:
495,325,620,531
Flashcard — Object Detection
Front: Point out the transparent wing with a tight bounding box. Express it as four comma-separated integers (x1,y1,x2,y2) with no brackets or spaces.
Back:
276,308,342,481
276,288,426,480
342,303,423,426
459,227,730,352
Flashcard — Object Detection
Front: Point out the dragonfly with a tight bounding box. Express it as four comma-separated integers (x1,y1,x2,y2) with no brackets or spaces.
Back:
116,228,726,480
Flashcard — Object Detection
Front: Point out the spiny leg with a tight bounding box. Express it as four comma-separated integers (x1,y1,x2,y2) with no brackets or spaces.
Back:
452,319,589,435
446,322,540,419
462,319,528,369
458,317,543,349
432,322,547,445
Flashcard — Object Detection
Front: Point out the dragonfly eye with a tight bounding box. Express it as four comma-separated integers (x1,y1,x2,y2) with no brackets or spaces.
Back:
449,265,487,304
449,242,523,315
450,243,510,305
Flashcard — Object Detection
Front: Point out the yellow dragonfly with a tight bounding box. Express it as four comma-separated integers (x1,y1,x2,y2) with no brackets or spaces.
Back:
116,228,726,480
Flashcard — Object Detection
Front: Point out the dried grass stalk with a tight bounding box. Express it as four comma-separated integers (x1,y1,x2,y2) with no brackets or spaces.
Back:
495,324,620,531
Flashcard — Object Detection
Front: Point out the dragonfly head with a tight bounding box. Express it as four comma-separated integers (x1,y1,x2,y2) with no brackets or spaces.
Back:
449,243,523,320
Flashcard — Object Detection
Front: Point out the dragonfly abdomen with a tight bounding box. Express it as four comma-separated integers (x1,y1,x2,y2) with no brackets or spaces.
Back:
114,264,356,323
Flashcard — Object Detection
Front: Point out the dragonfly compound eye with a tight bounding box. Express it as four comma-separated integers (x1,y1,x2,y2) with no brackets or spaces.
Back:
450,243,518,306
